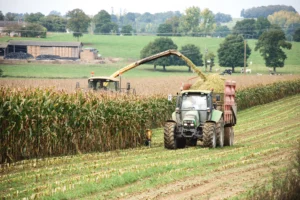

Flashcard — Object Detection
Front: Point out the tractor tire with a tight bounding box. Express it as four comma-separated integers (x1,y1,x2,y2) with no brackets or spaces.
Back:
203,122,216,148
224,126,234,146
164,122,186,149
216,117,224,148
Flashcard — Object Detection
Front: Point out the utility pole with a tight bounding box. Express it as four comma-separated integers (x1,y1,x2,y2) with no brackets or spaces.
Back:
244,40,247,74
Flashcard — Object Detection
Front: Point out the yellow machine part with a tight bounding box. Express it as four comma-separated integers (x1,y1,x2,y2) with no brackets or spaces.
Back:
109,49,207,81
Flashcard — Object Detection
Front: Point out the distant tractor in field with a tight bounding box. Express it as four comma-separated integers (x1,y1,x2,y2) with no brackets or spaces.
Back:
87,76,135,94
164,81,237,149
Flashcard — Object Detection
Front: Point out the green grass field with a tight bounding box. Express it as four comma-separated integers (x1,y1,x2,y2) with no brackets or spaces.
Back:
0,33,300,78
1,94,299,199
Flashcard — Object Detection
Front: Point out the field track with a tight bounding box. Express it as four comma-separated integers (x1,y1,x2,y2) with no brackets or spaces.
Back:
1,94,300,200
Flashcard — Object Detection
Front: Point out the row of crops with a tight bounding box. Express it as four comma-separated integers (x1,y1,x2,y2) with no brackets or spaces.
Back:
0,90,174,163
1,79,300,163
1,94,299,200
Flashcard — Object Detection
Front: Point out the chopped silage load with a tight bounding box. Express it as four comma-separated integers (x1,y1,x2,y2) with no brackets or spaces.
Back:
190,74,225,93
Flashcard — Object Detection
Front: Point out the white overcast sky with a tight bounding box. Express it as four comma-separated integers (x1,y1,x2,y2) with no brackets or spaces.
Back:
0,0,299,17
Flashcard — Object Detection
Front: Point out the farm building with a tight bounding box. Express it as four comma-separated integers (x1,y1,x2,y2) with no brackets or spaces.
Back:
5,40,82,58
0,42,8,57
0,21,25,37
80,48,99,61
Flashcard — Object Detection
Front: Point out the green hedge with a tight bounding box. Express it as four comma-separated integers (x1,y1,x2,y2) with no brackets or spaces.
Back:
236,79,300,110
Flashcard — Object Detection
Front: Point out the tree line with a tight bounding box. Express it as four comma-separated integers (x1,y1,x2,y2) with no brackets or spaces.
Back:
0,8,233,39
241,5,297,18
1,6,299,42
141,27,292,73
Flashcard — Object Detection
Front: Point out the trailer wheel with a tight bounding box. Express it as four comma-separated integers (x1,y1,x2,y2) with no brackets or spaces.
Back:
203,122,216,148
224,126,234,146
216,117,224,147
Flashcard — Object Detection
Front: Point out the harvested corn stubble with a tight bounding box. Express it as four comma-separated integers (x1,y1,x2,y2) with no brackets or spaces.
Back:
190,74,225,93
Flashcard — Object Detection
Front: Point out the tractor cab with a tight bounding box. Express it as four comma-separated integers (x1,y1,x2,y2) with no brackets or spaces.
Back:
179,90,213,125
88,76,135,94
174,90,215,139
88,76,120,91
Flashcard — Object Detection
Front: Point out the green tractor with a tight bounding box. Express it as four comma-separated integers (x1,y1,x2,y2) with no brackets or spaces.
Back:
164,82,237,149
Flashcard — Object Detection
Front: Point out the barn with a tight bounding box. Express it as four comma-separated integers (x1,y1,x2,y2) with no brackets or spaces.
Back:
0,42,8,57
6,40,82,58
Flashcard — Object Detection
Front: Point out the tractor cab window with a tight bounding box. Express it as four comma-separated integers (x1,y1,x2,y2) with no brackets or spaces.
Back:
88,79,119,91
100,81,115,90
181,94,207,110
88,80,97,90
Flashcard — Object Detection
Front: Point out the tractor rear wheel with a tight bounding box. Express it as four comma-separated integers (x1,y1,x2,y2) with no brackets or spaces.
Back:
224,126,234,146
216,117,224,147
164,122,186,149
203,122,216,148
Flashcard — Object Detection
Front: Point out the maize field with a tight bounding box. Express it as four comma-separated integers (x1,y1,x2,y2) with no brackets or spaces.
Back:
0,88,174,163
0,94,299,199
1,79,300,164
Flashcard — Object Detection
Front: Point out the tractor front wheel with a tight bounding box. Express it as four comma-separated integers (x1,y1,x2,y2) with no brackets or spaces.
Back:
164,122,186,149
203,122,216,148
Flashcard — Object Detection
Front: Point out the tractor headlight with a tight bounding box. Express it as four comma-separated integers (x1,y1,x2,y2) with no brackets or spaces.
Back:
183,120,194,127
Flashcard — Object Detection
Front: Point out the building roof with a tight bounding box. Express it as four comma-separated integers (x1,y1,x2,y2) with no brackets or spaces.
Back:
180,90,212,94
8,40,82,47
0,21,25,27
0,42,8,48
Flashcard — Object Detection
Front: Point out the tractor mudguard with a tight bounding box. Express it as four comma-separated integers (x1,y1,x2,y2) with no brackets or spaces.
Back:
210,109,223,123
172,112,176,122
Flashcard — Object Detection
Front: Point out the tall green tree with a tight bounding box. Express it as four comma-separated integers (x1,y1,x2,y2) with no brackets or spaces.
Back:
165,16,180,36
157,23,172,36
241,5,296,18
218,34,251,72
255,17,271,38
121,25,133,35
214,25,231,37
93,10,117,34
214,12,232,24
140,37,178,71
255,29,292,72
176,44,203,72
21,23,47,38
66,9,91,40
179,6,201,35
5,12,17,21
48,10,61,16
41,15,67,32
293,28,300,42
233,19,256,38
0,11,4,21
200,8,215,35
268,10,300,39
24,12,45,23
